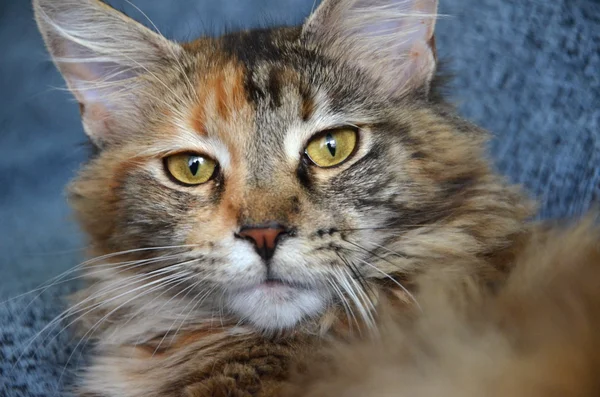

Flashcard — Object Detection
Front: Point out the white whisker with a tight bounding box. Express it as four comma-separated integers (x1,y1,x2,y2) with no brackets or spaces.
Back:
354,256,421,312
326,278,358,334
56,271,192,387
150,282,216,357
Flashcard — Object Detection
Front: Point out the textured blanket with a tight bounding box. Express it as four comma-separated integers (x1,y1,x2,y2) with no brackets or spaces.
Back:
1,0,598,395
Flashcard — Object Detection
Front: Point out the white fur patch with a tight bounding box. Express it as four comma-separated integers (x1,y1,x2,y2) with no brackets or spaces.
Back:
226,284,326,330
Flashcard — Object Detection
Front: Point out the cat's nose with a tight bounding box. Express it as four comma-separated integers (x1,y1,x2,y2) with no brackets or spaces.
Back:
236,223,289,261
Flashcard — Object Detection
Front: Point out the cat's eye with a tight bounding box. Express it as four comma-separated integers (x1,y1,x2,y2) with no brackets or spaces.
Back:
165,153,217,186
304,127,358,168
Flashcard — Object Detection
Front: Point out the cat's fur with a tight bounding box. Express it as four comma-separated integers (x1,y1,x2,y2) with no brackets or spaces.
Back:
286,219,600,397
32,0,597,396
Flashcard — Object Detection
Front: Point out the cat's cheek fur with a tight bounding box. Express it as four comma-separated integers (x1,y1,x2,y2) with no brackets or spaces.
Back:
226,286,328,330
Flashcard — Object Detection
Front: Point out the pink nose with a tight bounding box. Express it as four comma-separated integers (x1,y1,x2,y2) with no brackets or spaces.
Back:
237,225,288,261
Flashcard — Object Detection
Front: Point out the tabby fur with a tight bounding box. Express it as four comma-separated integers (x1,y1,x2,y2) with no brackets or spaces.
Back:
32,0,598,396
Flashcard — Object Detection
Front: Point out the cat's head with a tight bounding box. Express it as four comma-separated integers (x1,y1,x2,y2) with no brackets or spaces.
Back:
35,0,529,331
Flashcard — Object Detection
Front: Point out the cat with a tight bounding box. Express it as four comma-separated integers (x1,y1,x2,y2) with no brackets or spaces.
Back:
32,0,598,396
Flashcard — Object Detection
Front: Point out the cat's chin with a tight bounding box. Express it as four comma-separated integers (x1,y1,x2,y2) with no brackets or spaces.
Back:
226,281,327,331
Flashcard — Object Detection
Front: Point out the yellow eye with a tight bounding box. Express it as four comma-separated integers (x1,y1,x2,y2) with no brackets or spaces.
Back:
165,153,217,185
305,127,358,168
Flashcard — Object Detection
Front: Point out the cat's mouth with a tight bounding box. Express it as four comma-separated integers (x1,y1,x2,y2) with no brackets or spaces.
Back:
243,277,313,295
262,279,288,288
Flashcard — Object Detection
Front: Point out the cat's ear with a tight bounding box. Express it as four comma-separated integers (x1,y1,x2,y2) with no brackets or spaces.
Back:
33,0,183,146
303,0,438,97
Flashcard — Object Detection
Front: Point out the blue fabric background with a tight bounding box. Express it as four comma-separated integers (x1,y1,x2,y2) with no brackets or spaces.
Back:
1,0,598,395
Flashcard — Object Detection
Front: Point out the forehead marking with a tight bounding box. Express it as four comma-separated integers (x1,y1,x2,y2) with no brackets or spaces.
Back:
299,81,315,121
190,62,248,136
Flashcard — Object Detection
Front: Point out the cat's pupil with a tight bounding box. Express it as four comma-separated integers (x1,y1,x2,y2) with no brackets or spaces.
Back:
325,133,336,157
188,157,201,176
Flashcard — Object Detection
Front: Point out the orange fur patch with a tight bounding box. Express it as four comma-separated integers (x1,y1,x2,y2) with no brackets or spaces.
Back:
189,63,247,134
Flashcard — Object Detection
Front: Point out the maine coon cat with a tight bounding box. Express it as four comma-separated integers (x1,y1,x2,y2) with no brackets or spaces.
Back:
33,0,599,395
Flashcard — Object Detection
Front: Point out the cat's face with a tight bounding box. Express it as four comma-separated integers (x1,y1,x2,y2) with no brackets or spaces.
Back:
35,0,528,331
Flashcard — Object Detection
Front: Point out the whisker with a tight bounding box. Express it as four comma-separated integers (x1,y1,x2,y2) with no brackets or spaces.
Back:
12,264,190,368
73,273,197,372
356,257,420,311
25,246,89,256
54,265,193,334
129,284,218,359
80,244,198,266
105,273,197,342
342,266,376,314
341,238,421,312
56,271,192,388
122,0,196,96
335,222,449,233
218,289,227,328
44,264,188,331
326,278,359,334
3,246,193,314
336,252,376,301
8,253,183,311
368,242,410,260
336,267,377,331
148,281,204,355
154,283,217,357
152,280,216,357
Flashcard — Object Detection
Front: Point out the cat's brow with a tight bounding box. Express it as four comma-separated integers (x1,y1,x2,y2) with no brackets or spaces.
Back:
138,130,232,170
190,62,248,132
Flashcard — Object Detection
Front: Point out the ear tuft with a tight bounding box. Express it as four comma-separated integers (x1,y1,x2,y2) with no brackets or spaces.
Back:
303,0,439,97
33,0,183,146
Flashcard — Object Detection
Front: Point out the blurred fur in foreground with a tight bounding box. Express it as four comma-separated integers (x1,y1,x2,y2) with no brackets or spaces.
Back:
287,219,600,397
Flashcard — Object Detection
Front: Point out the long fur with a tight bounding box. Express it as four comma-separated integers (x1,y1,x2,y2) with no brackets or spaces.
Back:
30,0,599,395
286,219,600,396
